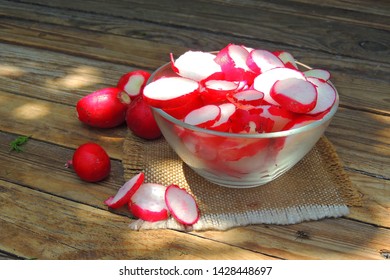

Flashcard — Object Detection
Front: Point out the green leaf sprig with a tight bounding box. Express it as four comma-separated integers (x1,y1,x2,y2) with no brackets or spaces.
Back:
10,135,31,152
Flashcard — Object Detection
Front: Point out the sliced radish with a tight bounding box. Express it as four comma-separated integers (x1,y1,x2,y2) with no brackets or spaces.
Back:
104,172,145,209
257,105,296,132
129,183,169,222
184,104,221,128
272,51,298,70
246,49,285,74
229,107,274,133
171,51,221,81
117,70,151,100
304,69,331,81
165,184,199,226
162,94,204,120
306,77,337,115
211,103,236,131
253,67,306,105
143,77,199,109
214,43,251,72
270,78,318,114
228,89,264,107
201,79,239,104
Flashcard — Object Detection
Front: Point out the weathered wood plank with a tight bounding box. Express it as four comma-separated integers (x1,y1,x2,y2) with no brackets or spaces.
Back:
193,218,390,260
13,0,390,64
0,179,274,259
0,91,127,160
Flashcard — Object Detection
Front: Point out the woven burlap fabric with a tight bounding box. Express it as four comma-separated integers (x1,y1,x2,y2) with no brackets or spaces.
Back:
122,133,361,231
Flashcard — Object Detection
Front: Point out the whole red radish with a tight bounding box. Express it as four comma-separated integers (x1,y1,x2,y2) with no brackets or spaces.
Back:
76,87,130,128
126,96,162,140
117,70,151,100
72,142,111,182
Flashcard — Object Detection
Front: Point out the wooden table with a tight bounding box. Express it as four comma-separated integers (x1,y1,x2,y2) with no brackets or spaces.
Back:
0,0,389,260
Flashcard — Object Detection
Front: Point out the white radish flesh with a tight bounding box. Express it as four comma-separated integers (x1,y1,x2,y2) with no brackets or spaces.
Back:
171,51,221,81
215,44,251,71
270,78,318,113
129,183,168,222
184,104,221,128
304,69,331,81
306,77,337,115
104,172,145,209
253,67,306,105
211,103,237,131
246,49,285,74
273,51,298,69
165,184,200,226
143,77,199,109
229,89,264,106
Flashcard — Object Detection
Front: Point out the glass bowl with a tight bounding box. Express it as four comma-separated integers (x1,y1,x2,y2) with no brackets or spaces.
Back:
147,62,339,188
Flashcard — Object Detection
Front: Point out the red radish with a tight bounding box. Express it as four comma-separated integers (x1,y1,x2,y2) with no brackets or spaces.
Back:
253,67,306,105
143,77,200,109
129,183,169,222
229,108,274,133
304,69,331,81
104,172,144,209
211,103,236,131
165,184,199,226
228,89,264,107
306,77,337,115
72,142,111,182
76,87,130,128
170,51,221,81
125,96,162,140
117,70,151,100
270,77,318,113
272,51,298,69
246,49,285,74
184,104,221,128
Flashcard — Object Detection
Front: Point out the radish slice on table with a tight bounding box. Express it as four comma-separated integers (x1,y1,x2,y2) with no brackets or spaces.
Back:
270,78,318,114
104,172,145,209
253,67,306,105
170,51,221,81
184,104,221,128
304,69,331,82
272,51,298,70
129,183,169,222
165,184,200,226
246,49,285,74
306,77,337,115
143,77,199,109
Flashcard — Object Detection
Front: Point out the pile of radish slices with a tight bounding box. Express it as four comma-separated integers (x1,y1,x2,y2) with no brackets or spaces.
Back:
104,172,200,225
143,43,337,133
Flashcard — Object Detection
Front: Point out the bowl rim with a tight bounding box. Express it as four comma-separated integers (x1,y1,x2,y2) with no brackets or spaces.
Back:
148,61,339,139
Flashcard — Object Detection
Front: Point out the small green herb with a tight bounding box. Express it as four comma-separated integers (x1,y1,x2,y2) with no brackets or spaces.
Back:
10,135,31,152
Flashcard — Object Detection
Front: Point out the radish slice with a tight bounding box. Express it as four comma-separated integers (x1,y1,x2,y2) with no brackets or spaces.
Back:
165,184,199,226
272,51,298,70
211,103,237,131
215,44,251,71
270,78,318,114
228,89,264,107
184,104,221,128
202,80,239,104
257,105,296,132
171,51,221,81
129,183,169,222
306,77,337,115
104,172,145,209
143,77,199,109
253,67,306,105
304,69,331,81
246,49,285,74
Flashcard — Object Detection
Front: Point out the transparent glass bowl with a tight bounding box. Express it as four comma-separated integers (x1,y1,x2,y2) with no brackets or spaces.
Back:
148,62,339,188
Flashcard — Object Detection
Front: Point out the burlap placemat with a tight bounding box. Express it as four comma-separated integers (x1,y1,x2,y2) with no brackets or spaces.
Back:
122,133,361,231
